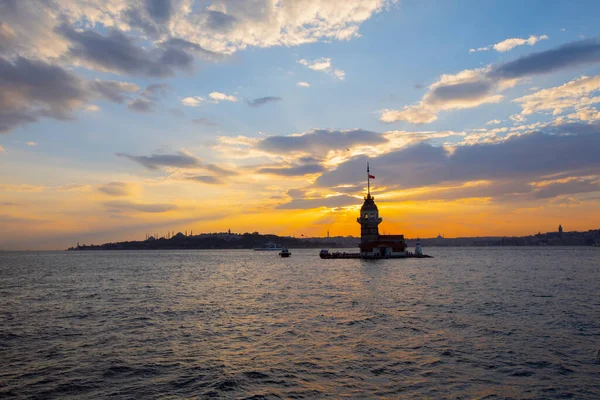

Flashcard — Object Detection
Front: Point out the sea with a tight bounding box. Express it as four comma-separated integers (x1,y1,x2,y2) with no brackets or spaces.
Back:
1,247,599,399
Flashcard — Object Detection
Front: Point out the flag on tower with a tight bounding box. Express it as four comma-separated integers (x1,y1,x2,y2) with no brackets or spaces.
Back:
368,174,375,179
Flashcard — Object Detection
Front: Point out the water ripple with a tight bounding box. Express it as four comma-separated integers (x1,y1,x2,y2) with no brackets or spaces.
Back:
0,247,599,398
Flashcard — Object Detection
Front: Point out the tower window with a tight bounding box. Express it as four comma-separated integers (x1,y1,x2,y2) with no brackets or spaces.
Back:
364,213,369,219
370,213,374,218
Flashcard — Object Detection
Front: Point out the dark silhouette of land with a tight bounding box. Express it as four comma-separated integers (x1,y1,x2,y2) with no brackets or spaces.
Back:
68,231,351,251
68,227,600,250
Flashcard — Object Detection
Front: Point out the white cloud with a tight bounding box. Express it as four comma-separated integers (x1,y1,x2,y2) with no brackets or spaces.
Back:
0,145,5,152
86,105,100,111
381,106,438,124
509,114,526,123
493,35,549,52
299,58,331,71
298,57,345,80
297,81,310,87
380,67,504,124
469,34,548,54
181,96,205,107
514,74,600,117
183,93,237,106
486,119,502,125
469,46,490,53
26,142,37,146
0,0,394,75
566,107,600,121
209,92,238,102
333,69,346,80
49,0,394,55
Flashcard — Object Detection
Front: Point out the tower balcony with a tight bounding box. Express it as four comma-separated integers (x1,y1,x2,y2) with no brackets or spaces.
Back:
357,217,382,224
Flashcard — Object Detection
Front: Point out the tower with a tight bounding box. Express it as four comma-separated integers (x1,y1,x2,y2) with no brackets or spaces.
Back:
357,162,381,244
558,224,563,238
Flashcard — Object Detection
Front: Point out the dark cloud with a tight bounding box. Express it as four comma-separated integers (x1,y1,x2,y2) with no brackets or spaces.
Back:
488,37,600,80
277,193,358,210
141,83,171,99
378,177,600,204
330,184,360,194
534,178,600,199
0,56,147,132
0,56,87,132
98,182,134,197
57,25,196,77
146,0,172,23
128,98,155,113
315,123,600,190
257,164,325,176
89,80,138,104
117,151,201,170
103,200,177,213
0,214,47,223
206,10,236,32
257,129,388,155
169,108,185,117
162,38,223,60
247,96,282,107
117,151,238,175
123,7,161,38
377,181,533,203
183,175,224,185
428,80,494,105
0,21,18,54
192,118,218,126
0,111,37,133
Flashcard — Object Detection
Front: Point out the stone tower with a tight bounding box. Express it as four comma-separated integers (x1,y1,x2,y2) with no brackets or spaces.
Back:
357,193,382,243
357,162,381,243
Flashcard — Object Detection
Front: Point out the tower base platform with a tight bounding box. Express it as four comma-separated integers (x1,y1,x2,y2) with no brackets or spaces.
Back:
319,251,432,259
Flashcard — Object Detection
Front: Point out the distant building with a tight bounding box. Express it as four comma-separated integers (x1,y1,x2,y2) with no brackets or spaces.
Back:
558,224,563,239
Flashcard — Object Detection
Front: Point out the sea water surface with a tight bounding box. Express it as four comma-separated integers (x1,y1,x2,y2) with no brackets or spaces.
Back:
1,247,599,399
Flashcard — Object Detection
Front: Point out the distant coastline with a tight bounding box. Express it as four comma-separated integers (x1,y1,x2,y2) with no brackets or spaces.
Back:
67,228,600,250
68,232,353,251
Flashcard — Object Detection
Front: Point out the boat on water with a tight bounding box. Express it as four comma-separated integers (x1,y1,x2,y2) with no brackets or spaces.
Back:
279,248,291,257
253,243,283,251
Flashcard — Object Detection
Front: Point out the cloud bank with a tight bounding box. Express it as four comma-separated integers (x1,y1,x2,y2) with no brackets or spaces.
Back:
383,37,600,124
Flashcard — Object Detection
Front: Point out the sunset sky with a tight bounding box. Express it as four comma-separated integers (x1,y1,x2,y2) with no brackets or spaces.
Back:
1,0,600,250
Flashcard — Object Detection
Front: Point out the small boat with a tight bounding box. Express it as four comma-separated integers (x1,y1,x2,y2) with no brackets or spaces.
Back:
253,243,283,251
279,248,291,257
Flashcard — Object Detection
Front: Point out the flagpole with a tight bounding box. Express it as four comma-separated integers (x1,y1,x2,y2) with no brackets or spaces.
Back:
367,161,370,198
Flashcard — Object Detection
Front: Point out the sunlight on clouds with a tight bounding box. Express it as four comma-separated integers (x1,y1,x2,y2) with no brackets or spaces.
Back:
381,67,505,124
209,91,238,102
298,57,345,80
470,34,548,53
514,74,600,118
181,96,205,106
493,34,549,52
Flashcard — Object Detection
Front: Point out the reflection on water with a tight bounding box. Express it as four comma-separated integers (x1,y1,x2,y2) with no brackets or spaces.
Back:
1,247,599,398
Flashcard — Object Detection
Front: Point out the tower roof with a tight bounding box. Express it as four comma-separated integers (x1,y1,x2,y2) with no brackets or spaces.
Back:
360,194,378,212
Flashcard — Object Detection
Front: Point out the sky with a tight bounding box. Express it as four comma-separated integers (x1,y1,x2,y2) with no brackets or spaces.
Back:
1,0,600,250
